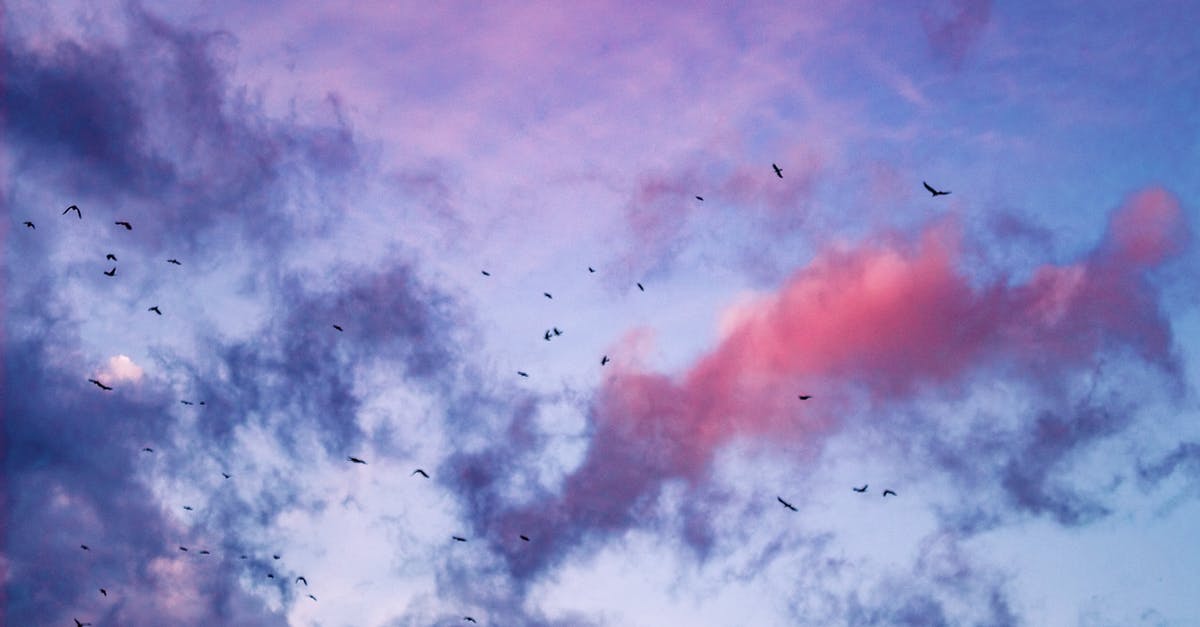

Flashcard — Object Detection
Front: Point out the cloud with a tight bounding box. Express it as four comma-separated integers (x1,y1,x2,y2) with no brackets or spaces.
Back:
99,354,144,383
921,0,993,69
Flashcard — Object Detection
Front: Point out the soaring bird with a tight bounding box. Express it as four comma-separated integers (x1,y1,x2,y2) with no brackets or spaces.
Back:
81,544,90,550
273,554,281,560
772,163,783,178
63,205,82,218
222,472,231,479
148,306,162,315
922,181,951,197
520,535,530,542
198,550,210,555
332,324,343,332
452,536,467,542
517,371,529,377
103,267,116,277
167,259,182,265
182,505,193,511
142,447,154,453
267,573,275,579
696,196,704,201
99,588,107,597
798,395,812,401
552,327,562,336
179,547,188,552
543,292,553,299
464,618,477,624
481,270,491,276
588,266,595,273
601,355,609,366
106,253,117,261
852,484,868,493
88,379,113,391
296,576,308,586
181,400,194,405
777,496,798,512
115,221,132,230
307,594,318,601
24,221,35,229
412,469,430,478
348,456,367,464
636,282,644,292
75,619,92,627
543,330,552,341
882,489,897,497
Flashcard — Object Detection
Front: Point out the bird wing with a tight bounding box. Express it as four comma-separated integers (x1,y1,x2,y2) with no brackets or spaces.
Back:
923,181,937,194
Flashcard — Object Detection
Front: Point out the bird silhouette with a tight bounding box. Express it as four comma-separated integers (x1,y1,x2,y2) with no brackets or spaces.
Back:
882,489,897,497
141,447,153,453
543,292,553,299
88,379,113,391
199,550,210,555
481,270,491,276
464,618,477,624
308,594,318,601
452,536,467,542
180,400,194,405
106,253,117,261
114,221,132,230
552,327,562,336
273,554,281,560
777,496,798,512
99,588,107,597
81,544,90,550
544,330,552,341
267,573,275,579
923,181,950,197
179,546,188,552
63,205,81,218
696,196,704,201
636,282,644,291
75,619,92,627
348,456,367,464
517,371,529,377
588,266,595,273
167,259,182,265
296,576,308,586
852,484,868,493
412,469,430,478
148,306,162,315
24,221,35,229
332,324,343,332
520,535,530,542
103,267,116,277
798,395,812,401
182,505,193,511
773,163,783,178
222,472,231,479
601,355,609,366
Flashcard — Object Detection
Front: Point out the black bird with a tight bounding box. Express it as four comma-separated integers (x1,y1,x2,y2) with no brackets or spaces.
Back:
777,496,798,512
852,484,868,493
307,594,318,601
75,620,92,627
267,573,275,579
552,327,562,336
588,267,595,273
88,378,113,391
273,554,280,560
452,536,467,542
543,292,553,299
882,489,897,497
923,181,951,197
99,588,107,597
798,395,812,401
772,163,783,178
182,505,193,511
348,456,367,464
179,546,188,552
106,253,117,261
696,196,704,201
222,472,231,479
520,535,530,542
181,400,194,405
332,324,343,332
81,544,90,551
544,330,552,341
198,401,205,405
517,371,529,377
481,270,491,276
464,618,477,624
601,355,609,366
412,469,429,478
24,221,35,229
167,258,182,265
636,282,644,291
296,576,308,586
148,306,162,315
115,221,132,230
103,267,116,277
198,550,210,555
63,205,81,218
142,447,154,453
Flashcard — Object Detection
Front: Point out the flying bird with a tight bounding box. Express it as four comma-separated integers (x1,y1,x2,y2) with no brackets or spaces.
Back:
520,535,530,542
552,327,562,336
588,266,595,273
348,456,367,464
222,472,231,479
114,221,132,230
103,267,116,277
167,258,182,265
267,573,275,579
182,505,193,511
772,163,783,178
882,489,897,497
922,181,951,197
273,554,280,560
481,270,491,276
148,306,161,315
544,330,552,341
601,355,609,366
777,496,798,512
88,378,113,391
99,588,107,597
142,447,153,453
296,576,308,586
106,253,117,261
24,221,35,229
307,594,318,601
332,324,343,332
852,484,868,493
180,400,194,405
75,620,92,627
695,196,704,201
63,205,81,218
412,469,429,478
517,371,529,377
198,550,210,555
636,282,644,291
798,395,812,401
452,536,467,542
179,547,188,552
543,292,553,299
81,544,90,550
464,618,477,624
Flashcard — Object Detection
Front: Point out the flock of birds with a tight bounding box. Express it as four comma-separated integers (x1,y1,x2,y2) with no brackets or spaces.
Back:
35,168,950,625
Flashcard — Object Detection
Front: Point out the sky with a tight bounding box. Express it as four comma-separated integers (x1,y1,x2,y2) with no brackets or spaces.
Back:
3,1,1199,625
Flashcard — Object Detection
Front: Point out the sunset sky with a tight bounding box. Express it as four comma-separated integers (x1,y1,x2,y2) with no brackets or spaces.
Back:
4,1,1199,625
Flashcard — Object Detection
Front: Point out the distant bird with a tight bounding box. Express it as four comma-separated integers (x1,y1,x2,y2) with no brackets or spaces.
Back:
797,395,812,401
181,400,194,405
777,496,798,512
695,196,704,201
332,324,343,332
81,544,90,550
63,205,81,218
148,306,162,315
88,378,113,391
273,554,280,560
106,253,117,261
452,536,467,542
99,588,107,597
182,505,193,511
588,267,595,273
198,401,205,405
922,181,950,197
636,282,644,292
464,618,477,624
296,576,308,586
114,221,132,230
179,547,188,552
222,472,231,479
852,484,868,493
142,447,153,453
75,620,92,627
601,355,609,366
198,550,210,555
103,267,116,277
882,489,897,497
481,270,491,276
543,292,553,299
24,221,35,229
772,163,783,178
348,456,367,464
520,535,530,542
544,330,552,341
517,371,529,377
166,258,182,265
307,594,317,601
552,327,562,336
412,469,429,478
267,573,275,579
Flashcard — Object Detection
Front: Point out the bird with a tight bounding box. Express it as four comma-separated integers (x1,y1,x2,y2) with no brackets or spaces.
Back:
798,395,812,401
882,489,897,497
142,447,154,453
852,484,868,493
588,266,595,273
348,456,367,464
63,205,81,218
544,330,552,341
114,221,132,230
273,554,280,560
307,594,318,601
88,378,113,391
222,472,231,479
179,547,188,552
923,181,950,197
267,573,275,579
180,400,194,405
464,618,477,624
103,267,116,277
773,163,783,178
148,306,162,315
481,270,491,276
412,469,429,478
166,258,182,265
552,327,562,336
695,196,704,201
198,550,210,555
601,355,609,366
74,620,92,627
452,536,467,542
777,496,798,512
296,576,308,586
332,324,343,332
99,588,107,597
543,292,553,299
517,371,529,377
636,282,644,292
24,221,35,229
520,535,530,542
240,555,247,560
182,505,193,511
106,253,117,261
80,544,90,550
